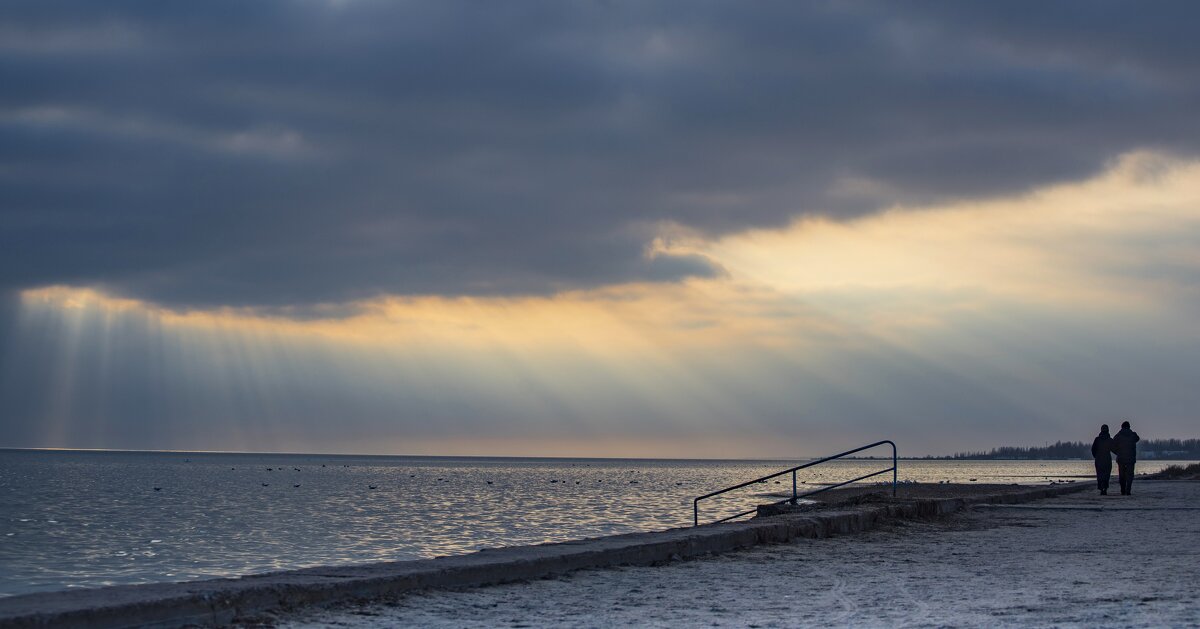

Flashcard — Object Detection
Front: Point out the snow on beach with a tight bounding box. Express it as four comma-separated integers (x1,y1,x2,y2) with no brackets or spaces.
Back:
281,480,1200,628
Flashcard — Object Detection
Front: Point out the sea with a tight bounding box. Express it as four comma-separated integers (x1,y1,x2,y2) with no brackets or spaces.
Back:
0,449,1190,598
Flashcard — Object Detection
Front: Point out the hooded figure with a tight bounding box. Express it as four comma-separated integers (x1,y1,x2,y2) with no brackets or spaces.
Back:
1090,425,1114,495
1111,420,1141,495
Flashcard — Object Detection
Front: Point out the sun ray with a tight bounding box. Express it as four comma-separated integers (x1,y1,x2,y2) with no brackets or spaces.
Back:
8,153,1200,455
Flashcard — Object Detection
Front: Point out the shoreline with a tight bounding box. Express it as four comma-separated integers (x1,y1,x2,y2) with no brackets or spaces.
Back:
285,479,1199,627
0,481,1089,629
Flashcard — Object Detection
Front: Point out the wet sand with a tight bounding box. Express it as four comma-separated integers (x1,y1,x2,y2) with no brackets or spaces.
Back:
279,480,1200,628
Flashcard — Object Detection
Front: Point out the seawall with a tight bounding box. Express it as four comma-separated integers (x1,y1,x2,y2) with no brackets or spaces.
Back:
0,482,1088,628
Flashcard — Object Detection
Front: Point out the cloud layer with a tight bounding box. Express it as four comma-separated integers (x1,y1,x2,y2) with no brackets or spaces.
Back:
4,1,1200,308
4,154,1199,455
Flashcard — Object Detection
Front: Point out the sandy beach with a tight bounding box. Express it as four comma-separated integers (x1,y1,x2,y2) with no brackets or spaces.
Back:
279,480,1200,628
8,4,1200,627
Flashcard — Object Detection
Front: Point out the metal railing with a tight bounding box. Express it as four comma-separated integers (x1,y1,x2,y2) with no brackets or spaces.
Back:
693,440,897,526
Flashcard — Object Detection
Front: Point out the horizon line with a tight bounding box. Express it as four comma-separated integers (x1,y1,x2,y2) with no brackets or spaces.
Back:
8,444,1193,462
0,445,960,462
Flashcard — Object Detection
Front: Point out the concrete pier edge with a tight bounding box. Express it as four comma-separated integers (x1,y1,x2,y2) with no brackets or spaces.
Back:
0,482,1088,628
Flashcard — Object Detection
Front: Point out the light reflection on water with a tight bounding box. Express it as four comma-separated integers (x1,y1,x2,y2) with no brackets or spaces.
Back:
0,450,1189,597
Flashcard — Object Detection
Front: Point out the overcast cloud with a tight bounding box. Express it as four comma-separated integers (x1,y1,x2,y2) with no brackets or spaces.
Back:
4,1,1200,309
4,3,1200,455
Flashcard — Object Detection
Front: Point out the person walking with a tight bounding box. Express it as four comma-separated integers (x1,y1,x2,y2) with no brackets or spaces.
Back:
1090,424,1114,495
1111,420,1141,496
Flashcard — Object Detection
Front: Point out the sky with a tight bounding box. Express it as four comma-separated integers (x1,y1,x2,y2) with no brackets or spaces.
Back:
2,1,1198,457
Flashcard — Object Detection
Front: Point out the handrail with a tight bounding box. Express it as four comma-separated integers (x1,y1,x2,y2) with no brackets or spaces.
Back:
693,440,897,526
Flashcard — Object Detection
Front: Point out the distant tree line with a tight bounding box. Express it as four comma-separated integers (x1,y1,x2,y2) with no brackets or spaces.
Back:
946,438,1200,460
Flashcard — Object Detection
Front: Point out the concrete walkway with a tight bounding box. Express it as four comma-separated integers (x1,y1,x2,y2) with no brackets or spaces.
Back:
282,480,1200,628
0,483,1081,628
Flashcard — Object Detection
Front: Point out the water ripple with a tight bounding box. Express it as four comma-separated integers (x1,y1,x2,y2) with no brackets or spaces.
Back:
0,450,1185,597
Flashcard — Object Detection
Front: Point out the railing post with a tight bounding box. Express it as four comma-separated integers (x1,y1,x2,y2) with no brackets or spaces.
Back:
792,469,797,504
891,441,897,497
694,500,699,527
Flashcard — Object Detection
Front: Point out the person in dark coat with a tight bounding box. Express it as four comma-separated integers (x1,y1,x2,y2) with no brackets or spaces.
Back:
1090,424,1114,495
1111,420,1141,495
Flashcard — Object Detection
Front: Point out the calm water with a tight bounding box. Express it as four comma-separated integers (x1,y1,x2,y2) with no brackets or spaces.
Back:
0,449,1189,597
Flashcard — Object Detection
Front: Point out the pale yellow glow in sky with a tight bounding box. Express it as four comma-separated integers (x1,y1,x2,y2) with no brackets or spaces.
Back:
15,152,1200,456
698,152,1200,314
22,152,1200,351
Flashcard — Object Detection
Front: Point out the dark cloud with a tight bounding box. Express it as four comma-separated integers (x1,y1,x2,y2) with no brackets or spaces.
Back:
3,1,1199,309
